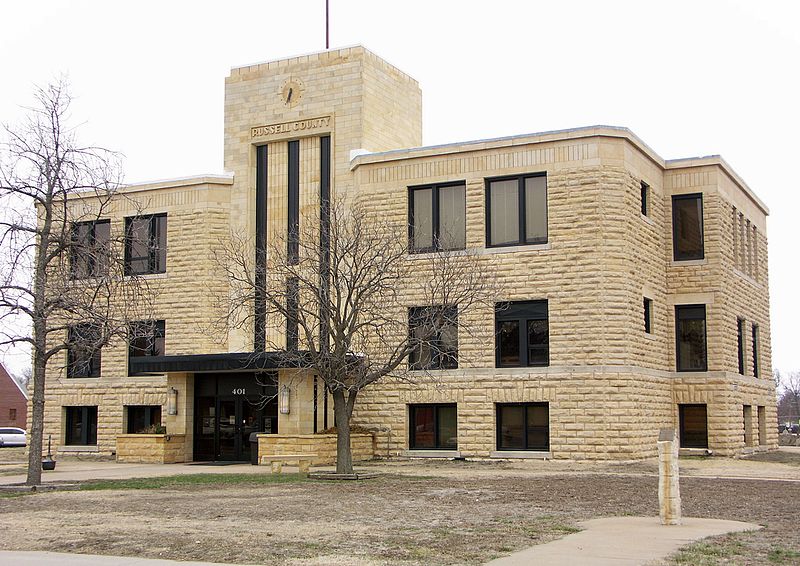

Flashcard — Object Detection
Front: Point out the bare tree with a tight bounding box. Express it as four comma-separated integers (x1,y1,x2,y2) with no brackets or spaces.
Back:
777,370,800,427
0,80,154,485
216,200,499,474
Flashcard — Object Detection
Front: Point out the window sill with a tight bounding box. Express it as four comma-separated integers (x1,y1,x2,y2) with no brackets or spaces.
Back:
670,258,707,267
403,450,461,458
58,445,99,453
125,271,168,280
640,213,655,227
643,333,657,341
490,451,551,459
483,242,550,255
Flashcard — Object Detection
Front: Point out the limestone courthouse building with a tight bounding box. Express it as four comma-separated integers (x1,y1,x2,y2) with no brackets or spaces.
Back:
41,46,776,463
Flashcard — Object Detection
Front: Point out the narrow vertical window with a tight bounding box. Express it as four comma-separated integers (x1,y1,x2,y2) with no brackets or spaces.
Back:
644,298,653,334
732,207,739,270
287,140,300,264
751,324,759,377
67,323,102,378
752,226,759,281
675,305,707,371
254,144,268,352
640,182,649,216
286,277,299,352
737,318,745,375
70,220,111,278
125,214,167,275
671,194,704,261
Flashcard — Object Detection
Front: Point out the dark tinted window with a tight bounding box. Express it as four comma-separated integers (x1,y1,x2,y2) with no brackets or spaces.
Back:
497,403,549,451
129,320,166,373
679,404,708,448
672,194,704,261
675,305,707,371
125,214,167,275
644,298,653,334
752,324,759,377
640,182,649,216
409,183,466,252
126,405,162,434
409,404,457,450
67,323,102,378
487,174,547,247
70,220,110,279
737,318,745,375
65,406,98,445
496,301,549,367
409,306,458,370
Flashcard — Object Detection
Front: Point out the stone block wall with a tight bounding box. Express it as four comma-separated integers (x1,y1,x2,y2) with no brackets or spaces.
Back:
257,433,375,465
116,434,187,464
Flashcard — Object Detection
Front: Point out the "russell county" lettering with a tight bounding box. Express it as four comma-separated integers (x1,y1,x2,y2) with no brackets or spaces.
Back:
251,116,332,138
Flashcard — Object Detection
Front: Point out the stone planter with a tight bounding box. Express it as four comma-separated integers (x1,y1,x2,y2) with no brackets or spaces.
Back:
257,433,375,466
116,434,186,464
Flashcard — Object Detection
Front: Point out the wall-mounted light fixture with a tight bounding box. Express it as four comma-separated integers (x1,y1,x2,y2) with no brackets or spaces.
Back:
167,387,178,416
280,385,291,415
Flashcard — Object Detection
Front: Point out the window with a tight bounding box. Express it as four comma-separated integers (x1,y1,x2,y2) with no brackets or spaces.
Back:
743,405,753,446
409,183,466,252
409,404,457,450
757,406,766,446
486,173,547,247
644,298,653,334
9,409,16,422
126,405,162,434
675,305,707,371
67,323,102,378
125,214,167,275
495,300,549,367
70,220,110,279
287,140,300,264
408,306,458,370
496,403,549,451
752,324,759,377
679,404,708,448
129,320,165,372
286,277,299,352
737,318,745,375
65,406,98,445
672,194,704,261
640,182,649,216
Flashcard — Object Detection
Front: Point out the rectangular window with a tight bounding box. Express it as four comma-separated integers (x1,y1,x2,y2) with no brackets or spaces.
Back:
672,193,704,261
495,301,549,367
286,277,299,352
408,306,458,370
126,405,162,434
67,323,102,378
644,298,653,334
65,406,98,445
743,404,753,446
409,183,466,252
9,409,16,421
409,404,457,450
757,406,766,446
486,173,547,247
70,220,110,279
125,214,167,275
287,140,300,264
675,305,707,371
752,324,759,377
679,404,708,449
129,320,166,373
640,182,649,216
496,403,549,451
737,318,745,375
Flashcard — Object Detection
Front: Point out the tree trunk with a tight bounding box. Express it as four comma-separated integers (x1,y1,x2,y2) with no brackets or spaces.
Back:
25,341,46,486
332,388,357,474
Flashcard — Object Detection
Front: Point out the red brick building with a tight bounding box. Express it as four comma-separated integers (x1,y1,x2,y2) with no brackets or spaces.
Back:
0,363,27,428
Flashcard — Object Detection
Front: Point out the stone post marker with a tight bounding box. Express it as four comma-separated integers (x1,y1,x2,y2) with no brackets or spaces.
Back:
658,428,681,525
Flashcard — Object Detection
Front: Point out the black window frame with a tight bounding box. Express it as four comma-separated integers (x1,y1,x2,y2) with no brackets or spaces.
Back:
485,172,548,248
644,297,653,334
675,304,708,372
671,193,705,261
495,300,549,368
67,323,102,379
126,405,162,434
640,181,650,216
408,403,458,450
737,318,746,375
64,406,98,446
408,181,467,253
286,277,299,352
70,219,111,279
752,323,759,377
496,402,550,451
128,320,166,374
679,403,708,449
408,305,458,370
124,213,167,275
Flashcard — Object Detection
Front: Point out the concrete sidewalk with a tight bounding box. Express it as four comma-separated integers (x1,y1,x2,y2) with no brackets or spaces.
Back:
486,516,760,565
0,551,256,565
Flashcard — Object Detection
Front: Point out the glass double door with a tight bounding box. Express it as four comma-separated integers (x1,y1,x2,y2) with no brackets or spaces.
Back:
217,397,259,461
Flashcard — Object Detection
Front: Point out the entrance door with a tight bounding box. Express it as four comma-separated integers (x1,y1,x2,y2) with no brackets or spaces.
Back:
217,397,261,461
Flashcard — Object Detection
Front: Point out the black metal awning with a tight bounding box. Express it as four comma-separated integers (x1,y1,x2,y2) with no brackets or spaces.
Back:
128,351,298,376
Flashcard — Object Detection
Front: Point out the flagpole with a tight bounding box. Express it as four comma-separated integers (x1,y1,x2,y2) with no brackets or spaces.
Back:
326,0,330,49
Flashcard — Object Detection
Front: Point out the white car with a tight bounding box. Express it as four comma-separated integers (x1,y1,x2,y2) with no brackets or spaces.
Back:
0,427,26,447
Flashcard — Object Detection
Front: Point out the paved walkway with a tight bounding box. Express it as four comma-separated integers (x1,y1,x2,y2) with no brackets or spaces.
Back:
486,516,760,565
0,551,251,565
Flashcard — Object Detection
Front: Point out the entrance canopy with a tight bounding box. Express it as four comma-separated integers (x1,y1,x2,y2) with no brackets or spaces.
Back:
129,351,302,376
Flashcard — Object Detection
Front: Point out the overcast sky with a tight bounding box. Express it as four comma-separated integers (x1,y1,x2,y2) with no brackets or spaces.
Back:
1,0,798,378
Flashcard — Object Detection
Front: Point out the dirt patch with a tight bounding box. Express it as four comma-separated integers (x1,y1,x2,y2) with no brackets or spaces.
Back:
0,471,797,565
